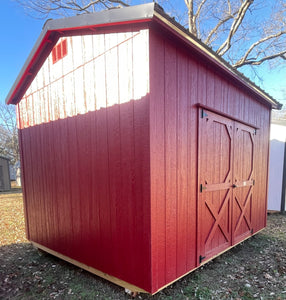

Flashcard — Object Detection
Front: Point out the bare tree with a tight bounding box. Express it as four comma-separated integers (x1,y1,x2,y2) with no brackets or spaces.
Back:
0,104,19,165
15,0,286,69
182,0,286,68
16,0,130,18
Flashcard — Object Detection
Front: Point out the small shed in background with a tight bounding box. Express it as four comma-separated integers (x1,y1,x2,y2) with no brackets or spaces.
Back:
0,156,11,192
268,120,286,212
9,161,21,187
5,3,282,294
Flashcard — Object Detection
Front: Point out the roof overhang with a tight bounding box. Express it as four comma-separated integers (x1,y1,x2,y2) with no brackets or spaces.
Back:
6,2,282,109
0,156,11,161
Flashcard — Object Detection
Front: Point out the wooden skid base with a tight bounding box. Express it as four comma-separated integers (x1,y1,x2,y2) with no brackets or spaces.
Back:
31,229,263,295
31,242,148,294
267,210,281,214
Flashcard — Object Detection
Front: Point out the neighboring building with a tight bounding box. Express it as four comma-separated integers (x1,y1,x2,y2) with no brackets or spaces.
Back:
9,163,16,181
5,3,281,294
0,156,11,191
9,161,21,187
268,120,286,212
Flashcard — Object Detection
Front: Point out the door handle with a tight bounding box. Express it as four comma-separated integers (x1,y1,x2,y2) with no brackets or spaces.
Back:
232,184,237,188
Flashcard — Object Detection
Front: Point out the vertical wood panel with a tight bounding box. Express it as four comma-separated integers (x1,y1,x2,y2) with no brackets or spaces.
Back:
105,33,119,107
206,69,215,108
133,30,150,100
118,32,134,103
105,32,121,276
187,58,198,270
66,117,81,257
48,122,60,250
176,52,189,277
23,128,37,242
150,30,166,292
117,32,135,279
50,120,65,251
33,125,46,246
77,114,93,260
38,124,51,246
88,111,101,267
164,44,177,283
94,105,112,273
197,64,207,105
58,118,72,257
132,29,151,290
118,99,136,276
133,95,151,290
93,35,106,110
214,74,222,112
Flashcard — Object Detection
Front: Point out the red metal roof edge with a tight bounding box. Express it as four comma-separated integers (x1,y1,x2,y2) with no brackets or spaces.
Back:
6,2,282,110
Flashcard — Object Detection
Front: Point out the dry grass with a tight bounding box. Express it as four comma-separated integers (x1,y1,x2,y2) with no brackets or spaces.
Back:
0,188,27,246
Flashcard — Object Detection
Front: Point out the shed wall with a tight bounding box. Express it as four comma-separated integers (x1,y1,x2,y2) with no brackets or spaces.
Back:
0,158,11,192
149,28,271,292
268,123,286,211
17,28,152,291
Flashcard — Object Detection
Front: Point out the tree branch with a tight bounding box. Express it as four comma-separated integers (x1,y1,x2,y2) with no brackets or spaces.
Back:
217,0,253,56
193,0,207,38
186,0,196,35
234,50,286,68
194,0,207,23
186,0,208,36
204,2,240,46
234,31,286,67
16,0,129,18
204,14,233,45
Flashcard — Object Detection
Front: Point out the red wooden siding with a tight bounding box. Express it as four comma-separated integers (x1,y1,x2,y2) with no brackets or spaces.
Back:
150,32,198,292
17,28,152,292
16,16,272,294
17,29,150,127
149,28,270,293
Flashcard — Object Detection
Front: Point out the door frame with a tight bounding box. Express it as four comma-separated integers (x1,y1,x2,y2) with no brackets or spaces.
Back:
196,105,257,266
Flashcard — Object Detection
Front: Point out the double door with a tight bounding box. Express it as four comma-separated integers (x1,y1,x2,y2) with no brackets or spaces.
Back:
198,108,255,264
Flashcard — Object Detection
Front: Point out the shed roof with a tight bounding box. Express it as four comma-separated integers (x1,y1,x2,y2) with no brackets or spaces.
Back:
6,2,281,109
0,156,10,161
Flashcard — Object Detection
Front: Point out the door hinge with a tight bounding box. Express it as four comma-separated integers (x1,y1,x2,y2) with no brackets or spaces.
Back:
253,179,255,186
199,255,206,264
251,228,254,234
201,109,208,119
254,129,257,135
200,184,207,193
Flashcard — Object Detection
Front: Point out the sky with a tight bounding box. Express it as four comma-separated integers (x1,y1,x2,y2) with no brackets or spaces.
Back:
0,0,285,107
0,1,43,104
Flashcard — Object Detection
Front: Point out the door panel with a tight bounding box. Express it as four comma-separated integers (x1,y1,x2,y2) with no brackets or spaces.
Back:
198,109,233,262
232,122,255,244
198,108,255,265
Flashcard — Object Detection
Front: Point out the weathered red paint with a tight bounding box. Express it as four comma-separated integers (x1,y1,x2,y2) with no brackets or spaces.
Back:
10,5,276,294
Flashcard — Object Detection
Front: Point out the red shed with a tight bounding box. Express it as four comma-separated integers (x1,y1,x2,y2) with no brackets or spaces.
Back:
6,3,281,294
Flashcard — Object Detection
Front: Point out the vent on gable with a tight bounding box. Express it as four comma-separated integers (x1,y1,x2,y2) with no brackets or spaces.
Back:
52,39,68,64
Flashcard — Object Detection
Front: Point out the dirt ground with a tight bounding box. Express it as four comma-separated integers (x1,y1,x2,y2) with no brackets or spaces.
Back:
0,189,285,299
